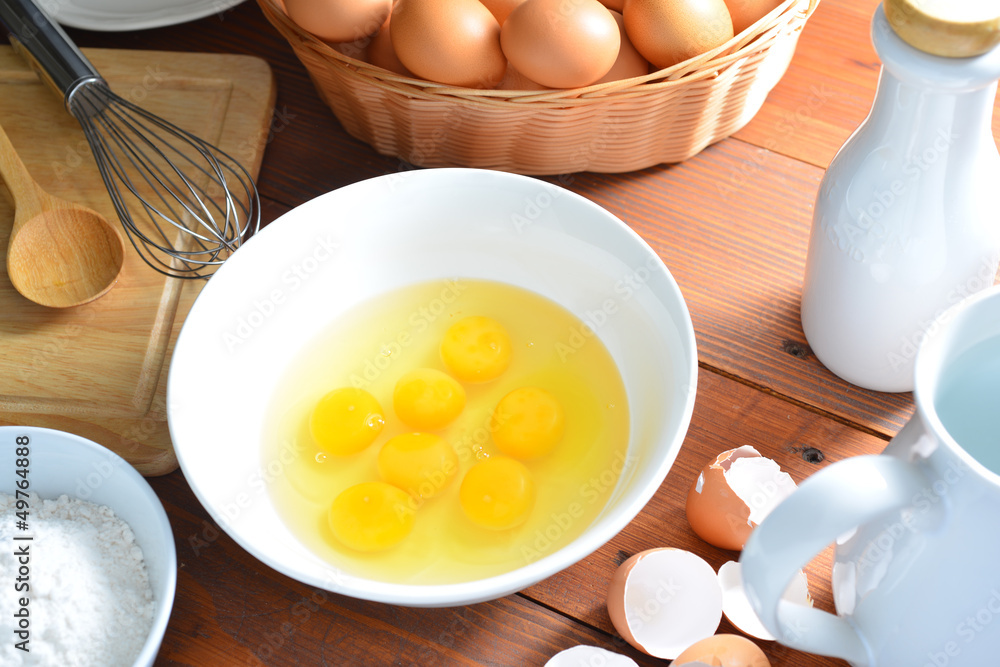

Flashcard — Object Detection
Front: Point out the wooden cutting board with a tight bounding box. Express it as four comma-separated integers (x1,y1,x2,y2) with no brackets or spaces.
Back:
0,47,275,475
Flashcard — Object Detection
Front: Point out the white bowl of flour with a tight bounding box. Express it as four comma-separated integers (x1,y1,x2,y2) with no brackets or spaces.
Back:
0,426,176,666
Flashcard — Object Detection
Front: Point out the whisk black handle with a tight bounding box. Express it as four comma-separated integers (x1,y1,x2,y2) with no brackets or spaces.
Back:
0,0,101,107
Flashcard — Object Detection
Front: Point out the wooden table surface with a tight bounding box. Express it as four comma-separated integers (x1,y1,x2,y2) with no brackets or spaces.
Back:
9,0,997,664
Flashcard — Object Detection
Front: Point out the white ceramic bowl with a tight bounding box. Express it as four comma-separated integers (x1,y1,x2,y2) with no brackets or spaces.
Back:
0,426,176,666
168,168,697,607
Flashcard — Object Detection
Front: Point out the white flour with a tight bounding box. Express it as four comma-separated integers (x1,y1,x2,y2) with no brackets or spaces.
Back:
0,492,155,666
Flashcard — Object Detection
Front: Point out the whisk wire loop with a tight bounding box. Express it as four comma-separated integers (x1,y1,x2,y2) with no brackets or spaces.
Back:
68,80,260,279
99,93,242,244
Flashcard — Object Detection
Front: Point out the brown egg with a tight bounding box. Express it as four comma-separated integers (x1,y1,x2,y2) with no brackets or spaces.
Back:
501,0,620,89
479,0,526,25
623,0,734,70
368,13,415,76
724,0,782,34
593,10,649,84
391,0,507,88
496,62,549,90
330,40,369,61
685,446,796,551
673,634,771,667
598,0,624,9
283,0,391,44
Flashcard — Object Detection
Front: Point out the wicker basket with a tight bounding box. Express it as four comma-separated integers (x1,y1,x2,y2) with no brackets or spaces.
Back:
260,0,819,174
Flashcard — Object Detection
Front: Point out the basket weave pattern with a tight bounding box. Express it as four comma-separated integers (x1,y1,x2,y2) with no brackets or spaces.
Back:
260,0,819,174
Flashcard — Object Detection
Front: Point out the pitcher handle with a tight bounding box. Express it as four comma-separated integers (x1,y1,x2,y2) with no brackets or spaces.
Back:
740,453,929,666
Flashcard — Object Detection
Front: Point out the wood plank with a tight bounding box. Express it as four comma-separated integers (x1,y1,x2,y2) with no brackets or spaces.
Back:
522,369,885,666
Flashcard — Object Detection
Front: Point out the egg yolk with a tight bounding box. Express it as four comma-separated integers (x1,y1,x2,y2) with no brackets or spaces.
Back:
440,316,512,383
459,457,536,530
328,482,415,552
491,386,565,460
393,368,466,430
309,387,385,456
377,432,459,499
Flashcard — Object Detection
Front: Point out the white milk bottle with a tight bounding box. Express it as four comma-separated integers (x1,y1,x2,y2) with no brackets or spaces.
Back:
800,0,1000,392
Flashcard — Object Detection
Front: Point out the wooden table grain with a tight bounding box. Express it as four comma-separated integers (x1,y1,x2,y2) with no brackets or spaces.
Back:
12,0,996,663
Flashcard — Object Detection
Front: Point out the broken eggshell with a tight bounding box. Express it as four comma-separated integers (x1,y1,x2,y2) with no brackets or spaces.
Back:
671,633,771,667
607,548,723,659
717,561,812,641
685,446,797,551
545,645,639,666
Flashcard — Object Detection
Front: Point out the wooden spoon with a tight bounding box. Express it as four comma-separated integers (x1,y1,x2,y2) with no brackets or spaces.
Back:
0,121,124,308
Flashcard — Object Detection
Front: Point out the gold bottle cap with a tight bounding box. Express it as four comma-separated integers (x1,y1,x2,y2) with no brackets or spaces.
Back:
884,0,1000,57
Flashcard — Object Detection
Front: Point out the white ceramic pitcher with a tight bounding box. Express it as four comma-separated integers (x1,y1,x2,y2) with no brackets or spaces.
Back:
741,285,1000,666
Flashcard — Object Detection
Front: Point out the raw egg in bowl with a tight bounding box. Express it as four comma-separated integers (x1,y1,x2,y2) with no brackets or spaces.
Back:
168,168,697,607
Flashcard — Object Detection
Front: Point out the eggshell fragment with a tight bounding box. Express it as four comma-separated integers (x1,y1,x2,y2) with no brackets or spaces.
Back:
672,634,771,666
717,561,812,641
607,548,723,659
545,645,639,666
685,446,797,551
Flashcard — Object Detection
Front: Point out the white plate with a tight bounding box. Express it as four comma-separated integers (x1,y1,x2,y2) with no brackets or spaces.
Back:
50,0,247,32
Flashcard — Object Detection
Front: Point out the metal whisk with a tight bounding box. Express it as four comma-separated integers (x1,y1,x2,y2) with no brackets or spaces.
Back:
0,0,260,279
